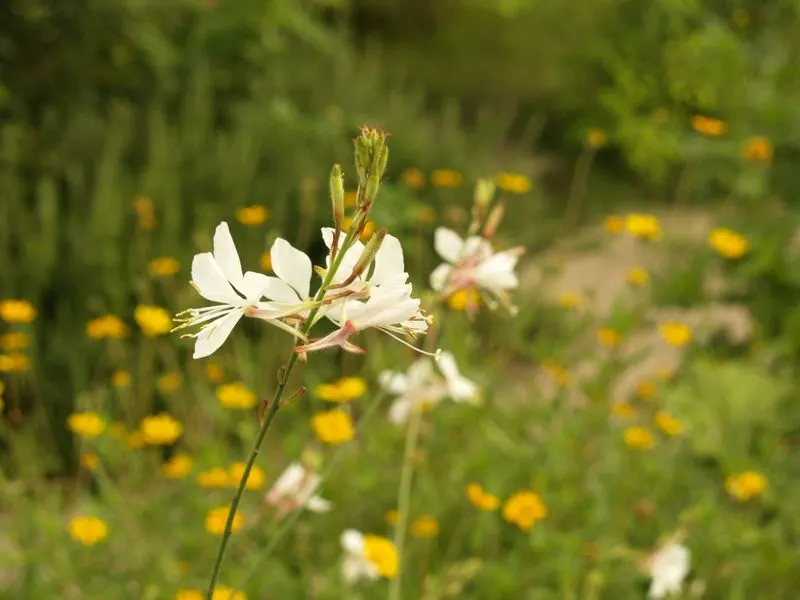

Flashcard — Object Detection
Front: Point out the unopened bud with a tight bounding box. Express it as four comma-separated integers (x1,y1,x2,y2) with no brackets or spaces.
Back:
348,227,387,282
482,201,505,239
281,386,307,407
330,164,345,225
469,178,495,235
353,126,389,196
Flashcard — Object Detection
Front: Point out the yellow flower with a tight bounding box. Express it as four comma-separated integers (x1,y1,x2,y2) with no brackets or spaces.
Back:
0,299,36,324
725,471,766,501
111,370,131,388
596,327,622,349
205,506,243,536
466,483,500,511
496,172,531,194
212,588,247,600
343,190,359,208
635,379,657,400
363,535,398,578
742,136,772,163
431,169,463,188
86,315,129,340
311,409,355,445
157,372,182,393
610,401,638,421
80,452,100,471
205,362,224,384
0,332,29,352
228,462,266,491
708,228,748,259
127,430,146,450
342,216,377,242
627,266,649,287
625,214,662,240
134,305,172,336
175,591,204,600
585,128,607,149
162,453,193,479
410,516,439,538
402,168,426,190
197,467,230,489
559,291,585,309
260,251,272,272
0,353,30,372
654,410,684,436
133,196,156,230
541,359,571,388
68,516,108,546
502,490,548,531
216,382,256,409
140,413,183,445
659,322,693,347
235,205,269,226
623,426,654,450
603,215,625,235
691,115,728,137
67,412,106,438
148,257,181,277
448,288,481,311
315,377,367,403
385,509,399,525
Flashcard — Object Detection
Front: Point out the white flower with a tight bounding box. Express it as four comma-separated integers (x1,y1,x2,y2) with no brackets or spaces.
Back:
430,227,523,314
265,462,331,515
340,529,379,583
176,222,310,358
648,542,691,599
380,351,479,425
321,227,410,293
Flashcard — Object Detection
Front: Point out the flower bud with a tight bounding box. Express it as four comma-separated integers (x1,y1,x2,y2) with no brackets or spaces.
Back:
329,164,345,225
353,127,389,200
348,227,388,282
469,178,496,234
482,201,505,239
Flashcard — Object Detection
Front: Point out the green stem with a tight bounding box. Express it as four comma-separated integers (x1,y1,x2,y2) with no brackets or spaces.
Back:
387,403,424,600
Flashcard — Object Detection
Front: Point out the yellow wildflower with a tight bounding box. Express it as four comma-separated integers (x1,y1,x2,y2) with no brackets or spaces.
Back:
496,172,531,194
725,471,766,501
235,205,269,226
311,409,355,445
410,516,440,538
157,372,182,393
466,483,500,511
67,412,106,438
659,322,693,347
175,591,204,600
363,535,398,578
140,413,183,445
68,515,108,545
162,453,193,479
343,190,359,208
654,410,684,436
402,168,426,190
559,291,585,309
635,379,657,400
596,327,622,349
205,362,224,384
691,115,728,137
603,215,625,235
624,426,654,450
610,401,638,421
80,452,99,471
0,299,36,324
342,216,377,242
627,266,649,287
0,332,29,351
134,305,172,336
205,506,243,536
315,376,367,403
216,382,256,409
742,136,772,163
708,228,748,259
111,370,131,388
259,251,272,272
148,257,181,277
585,128,607,149
228,462,266,491
86,315,128,340
625,214,662,240
502,490,548,531
197,467,230,489
133,196,156,230
541,359,571,388
212,588,247,600
0,354,30,372
431,169,463,188
448,288,481,312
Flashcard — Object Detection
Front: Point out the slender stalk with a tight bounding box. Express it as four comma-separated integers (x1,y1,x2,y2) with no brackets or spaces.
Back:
387,402,424,600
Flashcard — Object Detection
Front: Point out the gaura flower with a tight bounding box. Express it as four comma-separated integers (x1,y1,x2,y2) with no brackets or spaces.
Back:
379,352,479,425
265,461,332,515
68,515,108,546
430,227,523,315
340,529,398,583
708,227,748,259
647,541,691,599
315,376,366,403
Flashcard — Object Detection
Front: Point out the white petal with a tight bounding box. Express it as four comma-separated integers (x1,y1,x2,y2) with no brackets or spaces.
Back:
407,359,435,386
261,276,301,304
240,271,273,301
193,310,243,358
191,253,244,305
271,462,305,495
378,371,409,394
306,495,333,513
437,352,478,401
474,250,520,290
434,228,464,264
371,235,405,286
212,222,245,290
340,529,364,554
271,238,312,299
429,263,452,292
342,556,372,584
388,398,411,425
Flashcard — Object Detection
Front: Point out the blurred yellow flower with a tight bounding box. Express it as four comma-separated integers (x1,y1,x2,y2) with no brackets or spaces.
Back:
197,467,230,489
67,412,106,438
315,376,366,403
402,168,426,190
448,288,481,312
0,332,29,351
559,291,585,309
659,322,693,347
610,401,637,421
0,299,36,324
68,515,108,546
625,214,662,240
410,516,440,538
87,315,128,340
0,353,30,372
654,410,684,436
496,172,531,194
466,483,500,511
691,115,728,137
725,471,766,501
111,370,131,388
134,305,172,336
502,490,547,531
312,409,355,445
228,462,266,491
431,169,463,188
385,509,399,525
127,430,146,450
148,257,181,277
343,190,359,208
235,205,269,226
216,382,256,409
363,535,398,578
175,591,204,600
133,196,156,230
342,216,377,242
603,215,625,235
541,359,571,387
742,136,772,163
212,588,247,600
596,327,622,349
624,426,654,450
627,266,650,287
259,251,272,272
205,362,224,384
162,453,193,479
157,372,182,393
635,379,657,400
585,128,607,149
415,205,437,224
141,413,183,445
80,452,99,471
708,228,748,259
205,506,243,536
